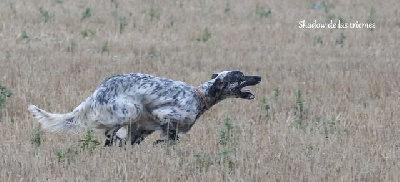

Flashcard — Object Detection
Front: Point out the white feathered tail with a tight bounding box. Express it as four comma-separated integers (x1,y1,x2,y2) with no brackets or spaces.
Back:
28,105,83,133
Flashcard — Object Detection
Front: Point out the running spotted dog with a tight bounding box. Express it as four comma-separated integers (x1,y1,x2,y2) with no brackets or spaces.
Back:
28,71,261,146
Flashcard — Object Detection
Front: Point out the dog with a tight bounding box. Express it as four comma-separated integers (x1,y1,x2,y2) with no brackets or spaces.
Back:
28,70,261,146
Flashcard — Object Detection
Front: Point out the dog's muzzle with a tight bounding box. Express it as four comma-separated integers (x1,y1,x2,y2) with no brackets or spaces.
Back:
239,76,261,100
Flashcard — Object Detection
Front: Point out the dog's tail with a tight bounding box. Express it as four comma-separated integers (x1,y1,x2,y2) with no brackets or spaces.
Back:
28,105,82,133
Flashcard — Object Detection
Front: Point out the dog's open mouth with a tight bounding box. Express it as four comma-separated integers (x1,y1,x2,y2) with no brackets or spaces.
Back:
240,89,255,100
239,76,262,100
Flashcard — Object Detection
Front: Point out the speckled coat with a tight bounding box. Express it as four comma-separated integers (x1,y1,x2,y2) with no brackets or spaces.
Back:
28,70,261,146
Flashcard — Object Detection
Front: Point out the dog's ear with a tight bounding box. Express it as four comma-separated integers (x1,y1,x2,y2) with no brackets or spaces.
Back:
211,74,218,79
208,78,224,97
214,77,224,88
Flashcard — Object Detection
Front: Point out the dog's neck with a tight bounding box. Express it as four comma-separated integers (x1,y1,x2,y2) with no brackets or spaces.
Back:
195,79,222,116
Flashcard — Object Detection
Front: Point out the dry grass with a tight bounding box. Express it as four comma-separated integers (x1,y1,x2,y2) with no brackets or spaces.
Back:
0,0,399,181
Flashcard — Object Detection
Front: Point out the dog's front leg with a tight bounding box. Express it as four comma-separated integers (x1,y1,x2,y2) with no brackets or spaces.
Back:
154,118,179,145
130,128,155,145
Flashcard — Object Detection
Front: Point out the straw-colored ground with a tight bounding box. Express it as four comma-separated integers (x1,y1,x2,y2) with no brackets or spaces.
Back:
1,0,399,181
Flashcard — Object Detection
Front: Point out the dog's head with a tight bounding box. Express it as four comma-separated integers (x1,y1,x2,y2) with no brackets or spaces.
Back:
208,71,261,100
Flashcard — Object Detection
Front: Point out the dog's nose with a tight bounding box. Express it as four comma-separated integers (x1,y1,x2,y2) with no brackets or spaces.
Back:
244,76,262,84
252,76,261,83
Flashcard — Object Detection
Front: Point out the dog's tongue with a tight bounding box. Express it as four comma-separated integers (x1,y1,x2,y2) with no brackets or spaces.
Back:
241,89,255,99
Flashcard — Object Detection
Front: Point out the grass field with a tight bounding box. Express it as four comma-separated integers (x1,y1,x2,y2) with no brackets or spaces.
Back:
1,0,399,181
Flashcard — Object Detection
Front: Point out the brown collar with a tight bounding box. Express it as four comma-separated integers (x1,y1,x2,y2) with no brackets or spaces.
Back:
195,87,209,109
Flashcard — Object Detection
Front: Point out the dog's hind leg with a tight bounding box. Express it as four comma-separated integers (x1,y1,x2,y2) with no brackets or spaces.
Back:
104,125,123,147
103,97,143,146
115,126,128,147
